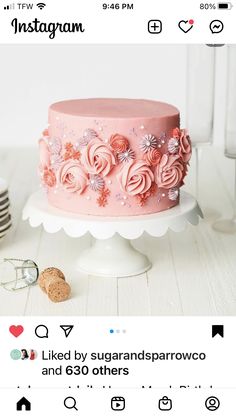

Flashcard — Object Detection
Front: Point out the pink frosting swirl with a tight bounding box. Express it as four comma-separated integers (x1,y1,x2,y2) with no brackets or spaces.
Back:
117,160,154,196
155,154,185,189
81,138,115,177
172,127,181,139
43,168,56,188
58,160,88,194
42,128,49,138
144,149,161,166
109,134,129,153
39,139,50,170
171,128,192,164
179,129,192,163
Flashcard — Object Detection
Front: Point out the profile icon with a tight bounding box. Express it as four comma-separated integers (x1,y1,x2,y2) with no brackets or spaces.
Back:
21,349,29,360
10,349,37,361
205,396,220,411
10,349,21,360
29,349,36,360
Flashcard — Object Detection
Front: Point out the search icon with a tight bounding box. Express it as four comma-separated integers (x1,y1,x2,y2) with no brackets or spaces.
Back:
35,324,49,338
64,397,78,411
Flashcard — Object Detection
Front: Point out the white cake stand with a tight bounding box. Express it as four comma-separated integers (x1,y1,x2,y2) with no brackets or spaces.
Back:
22,191,203,277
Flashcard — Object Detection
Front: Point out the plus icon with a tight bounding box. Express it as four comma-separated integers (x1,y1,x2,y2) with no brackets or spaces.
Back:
148,20,162,34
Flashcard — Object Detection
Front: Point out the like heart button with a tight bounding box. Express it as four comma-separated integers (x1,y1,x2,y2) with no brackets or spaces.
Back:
178,19,194,33
9,325,24,337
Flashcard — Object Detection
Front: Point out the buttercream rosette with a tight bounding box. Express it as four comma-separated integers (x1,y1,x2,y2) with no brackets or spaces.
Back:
58,160,88,194
117,159,154,196
155,154,185,189
43,168,56,188
172,128,192,163
144,149,161,166
178,129,192,163
109,134,129,153
42,128,49,137
81,138,115,177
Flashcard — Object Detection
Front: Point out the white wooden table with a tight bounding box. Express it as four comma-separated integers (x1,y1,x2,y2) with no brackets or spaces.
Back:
0,146,236,316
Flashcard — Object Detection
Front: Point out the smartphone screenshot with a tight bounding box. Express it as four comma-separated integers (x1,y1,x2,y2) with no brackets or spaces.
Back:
0,0,236,417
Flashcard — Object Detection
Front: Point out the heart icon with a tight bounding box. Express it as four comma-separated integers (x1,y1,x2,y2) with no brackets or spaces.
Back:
178,19,194,33
9,325,24,337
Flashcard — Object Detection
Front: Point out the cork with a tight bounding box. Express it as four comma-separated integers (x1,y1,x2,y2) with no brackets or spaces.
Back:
46,278,71,303
38,267,71,303
38,267,65,293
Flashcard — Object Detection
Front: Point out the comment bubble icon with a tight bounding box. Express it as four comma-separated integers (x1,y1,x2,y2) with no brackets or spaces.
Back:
35,324,49,339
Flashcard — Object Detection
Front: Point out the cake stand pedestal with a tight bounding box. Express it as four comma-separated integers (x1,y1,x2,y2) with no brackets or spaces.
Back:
22,191,203,277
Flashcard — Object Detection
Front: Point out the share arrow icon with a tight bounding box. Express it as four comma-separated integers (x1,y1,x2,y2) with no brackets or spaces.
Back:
60,325,74,338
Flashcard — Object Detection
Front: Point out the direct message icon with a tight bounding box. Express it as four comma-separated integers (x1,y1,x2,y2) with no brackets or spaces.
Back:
111,396,125,411
158,396,172,411
60,325,74,338
210,20,224,34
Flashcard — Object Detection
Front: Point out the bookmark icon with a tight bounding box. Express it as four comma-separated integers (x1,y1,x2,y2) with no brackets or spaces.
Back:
212,325,224,338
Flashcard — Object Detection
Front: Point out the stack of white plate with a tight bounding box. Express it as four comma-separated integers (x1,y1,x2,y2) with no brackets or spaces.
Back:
0,178,11,241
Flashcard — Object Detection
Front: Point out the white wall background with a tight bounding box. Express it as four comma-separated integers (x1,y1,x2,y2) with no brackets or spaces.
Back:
0,44,227,147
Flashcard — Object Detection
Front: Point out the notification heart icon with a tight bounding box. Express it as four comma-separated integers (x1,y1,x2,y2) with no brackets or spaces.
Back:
9,325,24,337
178,19,194,33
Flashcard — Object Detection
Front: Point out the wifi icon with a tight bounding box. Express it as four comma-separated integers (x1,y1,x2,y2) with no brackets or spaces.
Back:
37,2,46,9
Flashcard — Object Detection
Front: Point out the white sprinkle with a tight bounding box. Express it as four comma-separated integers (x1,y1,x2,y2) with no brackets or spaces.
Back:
53,190,57,194
99,127,103,131
104,139,109,143
161,140,165,144
86,196,91,200
108,180,112,185
162,193,166,197
63,134,66,138
123,196,127,200
158,144,162,148
140,125,145,130
121,201,125,206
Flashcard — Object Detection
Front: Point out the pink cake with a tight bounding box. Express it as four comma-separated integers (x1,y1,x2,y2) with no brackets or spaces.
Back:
39,98,191,216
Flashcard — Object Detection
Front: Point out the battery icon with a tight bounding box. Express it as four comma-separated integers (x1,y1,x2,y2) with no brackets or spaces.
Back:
218,2,233,8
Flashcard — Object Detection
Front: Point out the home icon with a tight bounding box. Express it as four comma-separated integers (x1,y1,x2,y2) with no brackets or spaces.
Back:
16,397,31,411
